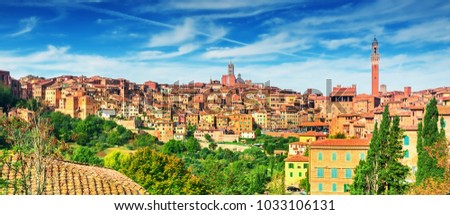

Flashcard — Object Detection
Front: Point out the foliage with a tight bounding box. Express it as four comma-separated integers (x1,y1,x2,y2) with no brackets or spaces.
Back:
0,83,19,111
104,151,129,171
329,132,346,139
204,134,213,143
133,133,158,148
121,147,208,194
162,139,186,154
0,116,61,194
185,137,200,153
416,97,446,184
351,105,409,195
255,128,262,137
70,146,104,166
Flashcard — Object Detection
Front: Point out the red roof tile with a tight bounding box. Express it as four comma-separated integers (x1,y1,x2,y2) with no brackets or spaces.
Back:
285,155,309,162
311,139,370,147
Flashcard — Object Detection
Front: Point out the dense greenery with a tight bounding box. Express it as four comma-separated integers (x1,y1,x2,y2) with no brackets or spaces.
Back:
0,89,292,195
416,97,446,183
351,105,409,195
121,147,208,194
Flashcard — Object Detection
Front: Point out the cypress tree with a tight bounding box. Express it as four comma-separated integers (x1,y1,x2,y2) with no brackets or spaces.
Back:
416,97,445,184
351,105,409,194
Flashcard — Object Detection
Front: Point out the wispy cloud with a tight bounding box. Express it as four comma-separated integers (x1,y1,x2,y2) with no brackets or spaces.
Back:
10,16,39,37
203,33,310,59
148,18,197,47
142,0,300,11
388,18,450,44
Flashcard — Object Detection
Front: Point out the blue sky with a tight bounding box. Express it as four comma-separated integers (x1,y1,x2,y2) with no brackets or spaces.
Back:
1,0,449,94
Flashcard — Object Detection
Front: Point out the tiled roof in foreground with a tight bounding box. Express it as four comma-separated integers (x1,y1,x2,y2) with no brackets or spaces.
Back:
1,156,147,195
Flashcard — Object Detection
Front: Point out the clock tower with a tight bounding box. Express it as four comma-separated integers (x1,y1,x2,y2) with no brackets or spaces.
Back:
371,37,380,96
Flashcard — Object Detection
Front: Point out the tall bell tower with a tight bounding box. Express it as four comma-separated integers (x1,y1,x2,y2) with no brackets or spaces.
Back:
371,37,380,96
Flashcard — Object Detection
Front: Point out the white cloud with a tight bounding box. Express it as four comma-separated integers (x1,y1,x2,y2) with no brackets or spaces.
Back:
148,18,197,47
133,44,199,60
150,0,299,11
320,38,362,50
10,16,39,37
203,33,309,59
0,45,449,94
388,18,450,44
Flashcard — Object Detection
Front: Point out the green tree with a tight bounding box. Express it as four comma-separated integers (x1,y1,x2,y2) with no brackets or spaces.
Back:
70,146,103,166
104,151,129,171
185,137,200,153
204,134,213,143
121,147,208,194
416,97,446,184
133,133,157,148
255,128,262,137
351,105,409,194
162,139,186,154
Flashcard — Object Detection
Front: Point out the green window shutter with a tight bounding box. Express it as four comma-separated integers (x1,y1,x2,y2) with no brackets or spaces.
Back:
288,163,294,169
303,163,308,169
346,152,351,161
332,152,337,161
331,168,338,178
404,136,410,146
299,172,302,177
290,172,293,177
317,168,324,178
345,169,352,178
332,183,337,192
360,153,365,160
404,150,409,158
318,152,323,161
318,183,323,192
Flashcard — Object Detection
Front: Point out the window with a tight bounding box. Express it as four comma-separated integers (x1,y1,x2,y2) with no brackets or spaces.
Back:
303,163,308,169
345,169,352,178
404,150,409,158
318,183,323,192
404,136,410,146
290,172,293,177
360,153,365,160
288,163,294,169
332,183,337,192
317,168,324,178
331,168,338,178
332,152,337,161
344,184,350,192
298,172,302,177
318,152,323,161
346,152,351,161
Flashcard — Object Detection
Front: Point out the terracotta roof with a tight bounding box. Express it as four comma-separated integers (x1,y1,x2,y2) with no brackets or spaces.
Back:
299,121,329,127
1,156,146,195
438,106,450,115
311,139,370,147
297,131,327,137
285,155,309,162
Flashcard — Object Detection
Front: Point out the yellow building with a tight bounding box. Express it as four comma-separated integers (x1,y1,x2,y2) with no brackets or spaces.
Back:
44,86,61,108
251,110,267,129
309,139,369,195
401,128,418,182
285,155,309,187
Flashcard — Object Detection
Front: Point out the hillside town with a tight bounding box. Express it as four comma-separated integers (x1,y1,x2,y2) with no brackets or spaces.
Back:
1,38,449,195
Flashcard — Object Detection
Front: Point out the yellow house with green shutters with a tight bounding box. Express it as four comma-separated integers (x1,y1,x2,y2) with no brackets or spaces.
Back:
285,155,309,187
